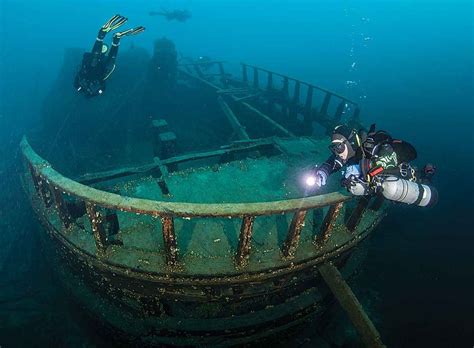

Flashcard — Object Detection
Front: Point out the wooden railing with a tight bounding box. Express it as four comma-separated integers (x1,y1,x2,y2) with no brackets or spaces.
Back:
22,137,374,268
241,63,360,126
178,61,362,135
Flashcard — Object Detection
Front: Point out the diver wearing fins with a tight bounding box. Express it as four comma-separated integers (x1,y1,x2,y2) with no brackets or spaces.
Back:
74,14,145,97
306,124,438,207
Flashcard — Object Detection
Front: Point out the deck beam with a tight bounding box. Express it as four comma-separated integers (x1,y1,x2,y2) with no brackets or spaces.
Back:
318,263,386,348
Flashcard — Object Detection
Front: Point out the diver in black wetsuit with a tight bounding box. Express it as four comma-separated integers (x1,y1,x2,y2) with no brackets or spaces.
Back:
74,14,145,97
306,124,437,206
149,9,192,22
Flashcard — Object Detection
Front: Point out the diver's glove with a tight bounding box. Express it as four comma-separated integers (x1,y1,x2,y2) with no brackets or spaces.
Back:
308,166,328,188
342,175,370,196
315,169,328,187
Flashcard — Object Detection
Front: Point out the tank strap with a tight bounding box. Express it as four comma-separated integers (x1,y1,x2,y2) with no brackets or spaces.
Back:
414,184,425,205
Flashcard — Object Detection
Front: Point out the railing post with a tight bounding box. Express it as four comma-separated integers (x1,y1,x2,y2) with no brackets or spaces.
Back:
316,202,344,245
290,81,301,119
282,210,307,258
352,106,360,121
282,77,290,116
236,215,255,267
49,183,72,229
253,67,259,89
282,77,289,97
85,202,108,255
266,72,273,91
28,165,52,208
266,72,275,114
304,86,314,129
334,100,346,122
218,62,228,88
161,215,178,265
242,64,248,84
320,92,332,115
347,197,370,232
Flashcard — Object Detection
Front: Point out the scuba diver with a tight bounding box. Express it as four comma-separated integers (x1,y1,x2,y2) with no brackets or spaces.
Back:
74,14,145,97
149,9,192,22
306,124,438,207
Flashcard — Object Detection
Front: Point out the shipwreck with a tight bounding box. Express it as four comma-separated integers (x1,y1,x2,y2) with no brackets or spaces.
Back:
21,40,387,347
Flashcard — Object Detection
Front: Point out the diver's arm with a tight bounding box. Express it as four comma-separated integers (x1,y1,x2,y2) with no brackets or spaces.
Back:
310,155,344,187
319,155,344,175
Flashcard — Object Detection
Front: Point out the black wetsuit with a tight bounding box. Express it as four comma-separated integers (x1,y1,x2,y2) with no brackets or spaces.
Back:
319,130,419,181
74,30,120,97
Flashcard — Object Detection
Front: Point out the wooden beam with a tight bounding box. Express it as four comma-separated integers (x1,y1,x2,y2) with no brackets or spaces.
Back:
153,156,171,195
29,164,52,208
290,81,301,119
242,64,248,84
282,210,307,258
318,263,386,348
217,96,250,140
76,139,275,185
85,202,108,255
266,72,273,91
316,202,344,245
253,67,259,89
334,100,346,122
161,216,178,265
241,63,358,105
235,215,255,267
218,62,228,88
49,183,72,229
236,100,295,138
304,86,314,126
234,93,261,102
320,92,332,115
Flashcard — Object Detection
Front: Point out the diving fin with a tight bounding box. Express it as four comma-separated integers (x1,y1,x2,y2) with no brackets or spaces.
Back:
114,26,146,39
102,14,128,32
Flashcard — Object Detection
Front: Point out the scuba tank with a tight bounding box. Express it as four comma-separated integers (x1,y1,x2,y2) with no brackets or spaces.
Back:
343,166,438,207
379,176,438,207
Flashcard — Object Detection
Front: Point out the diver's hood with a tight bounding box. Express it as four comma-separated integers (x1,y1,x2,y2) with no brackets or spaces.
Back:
331,133,356,161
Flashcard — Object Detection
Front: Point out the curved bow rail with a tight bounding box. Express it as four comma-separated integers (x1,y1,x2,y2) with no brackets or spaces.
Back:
21,136,382,277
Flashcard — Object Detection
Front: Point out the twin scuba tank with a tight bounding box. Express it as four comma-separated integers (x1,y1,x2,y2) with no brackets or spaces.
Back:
343,164,438,207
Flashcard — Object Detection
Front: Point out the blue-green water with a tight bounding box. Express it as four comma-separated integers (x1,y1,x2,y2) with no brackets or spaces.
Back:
1,0,472,346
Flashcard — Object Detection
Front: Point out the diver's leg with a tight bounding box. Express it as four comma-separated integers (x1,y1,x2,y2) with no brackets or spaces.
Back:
91,29,107,57
91,15,128,63
102,27,146,80
103,36,120,79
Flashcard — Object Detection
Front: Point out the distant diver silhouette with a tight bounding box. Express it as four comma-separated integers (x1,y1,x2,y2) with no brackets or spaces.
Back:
149,9,192,22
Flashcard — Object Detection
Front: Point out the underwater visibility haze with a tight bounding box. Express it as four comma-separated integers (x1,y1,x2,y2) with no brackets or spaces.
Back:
0,0,473,347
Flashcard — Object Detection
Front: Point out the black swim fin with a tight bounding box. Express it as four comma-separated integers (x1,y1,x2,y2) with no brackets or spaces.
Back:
102,14,128,33
114,26,146,39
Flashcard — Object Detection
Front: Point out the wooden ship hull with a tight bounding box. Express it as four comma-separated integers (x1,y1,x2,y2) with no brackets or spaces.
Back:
21,59,386,346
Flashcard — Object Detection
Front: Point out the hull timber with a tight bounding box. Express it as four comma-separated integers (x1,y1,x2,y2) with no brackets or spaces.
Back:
22,60,386,346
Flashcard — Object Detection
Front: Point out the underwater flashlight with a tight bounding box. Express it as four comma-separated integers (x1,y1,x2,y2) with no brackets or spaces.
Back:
305,174,317,187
